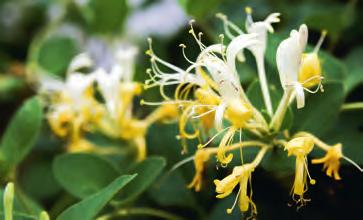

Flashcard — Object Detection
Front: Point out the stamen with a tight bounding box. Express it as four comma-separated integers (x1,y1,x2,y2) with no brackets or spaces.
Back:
197,126,230,148
304,157,316,185
140,99,192,106
245,6,254,26
191,108,216,119
313,30,327,54
342,155,363,172
216,13,243,40
167,155,195,176
226,187,242,214
179,44,195,65
189,20,207,51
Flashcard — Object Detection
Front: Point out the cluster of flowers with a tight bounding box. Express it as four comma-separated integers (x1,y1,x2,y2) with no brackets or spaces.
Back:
38,44,178,160
143,7,362,216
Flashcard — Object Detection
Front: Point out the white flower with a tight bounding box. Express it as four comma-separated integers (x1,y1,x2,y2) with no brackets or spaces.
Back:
94,68,121,118
216,8,280,115
276,24,308,109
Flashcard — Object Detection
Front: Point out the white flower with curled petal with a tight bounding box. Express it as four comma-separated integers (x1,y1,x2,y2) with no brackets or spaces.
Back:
276,24,308,109
216,8,280,116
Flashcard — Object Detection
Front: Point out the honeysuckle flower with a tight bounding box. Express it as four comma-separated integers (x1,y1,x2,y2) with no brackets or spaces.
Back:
298,30,327,89
312,143,342,180
188,149,211,191
216,8,280,116
214,163,256,214
285,137,316,202
40,55,105,152
276,24,308,109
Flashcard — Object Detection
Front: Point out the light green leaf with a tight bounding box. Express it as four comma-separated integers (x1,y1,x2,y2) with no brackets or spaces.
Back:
0,97,43,167
57,174,137,220
36,36,79,77
0,212,37,220
80,0,128,34
113,156,166,205
0,187,42,217
292,82,344,137
178,0,221,19
53,153,120,199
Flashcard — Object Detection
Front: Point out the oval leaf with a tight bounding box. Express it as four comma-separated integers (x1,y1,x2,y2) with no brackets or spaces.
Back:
114,156,166,205
57,174,137,220
292,82,344,136
53,153,120,199
0,97,43,166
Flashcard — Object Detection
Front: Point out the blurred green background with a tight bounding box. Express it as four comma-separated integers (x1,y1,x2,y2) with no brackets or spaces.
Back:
0,0,362,219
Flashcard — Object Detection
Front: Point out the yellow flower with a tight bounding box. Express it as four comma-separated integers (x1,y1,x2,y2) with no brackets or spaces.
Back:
298,30,327,89
188,149,210,191
285,137,316,200
225,98,253,128
194,88,221,131
214,164,255,214
312,143,342,180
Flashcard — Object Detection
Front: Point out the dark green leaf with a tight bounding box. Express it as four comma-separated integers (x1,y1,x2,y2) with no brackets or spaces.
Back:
343,46,363,93
0,97,43,166
292,82,344,137
322,110,363,165
53,153,120,199
114,156,166,205
57,174,137,220
246,80,293,130
148,171,196,207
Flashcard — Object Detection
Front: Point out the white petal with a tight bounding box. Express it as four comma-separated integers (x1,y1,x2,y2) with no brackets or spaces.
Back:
294,83,305,109
67,53,93,74
226,33,259,74
214,103,226,131
276,25,308,88
115,45,138,82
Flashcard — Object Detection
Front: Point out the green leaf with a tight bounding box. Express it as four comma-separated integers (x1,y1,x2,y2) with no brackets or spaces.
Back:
19,159,62,201
53,153,120,199
0,75,26,101
57,174,136,220
291,82,344,137
36,36,79,77
261,148,295,174
80,0,128,34
0,187,42,217
343,46,363,93
0,212,37,220
303,1,356,43
178,0,221,19
114,156,166,205
148,171,196,207
322,110,363,165
246,80,293,130
0,97,43,167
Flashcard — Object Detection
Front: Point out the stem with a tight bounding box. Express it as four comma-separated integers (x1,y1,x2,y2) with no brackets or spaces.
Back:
96,207,185,220
294,132,330,151
205,140,268,154
341,102,363,111
256,56,273,116
269,88,293,131
251,146,269,167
